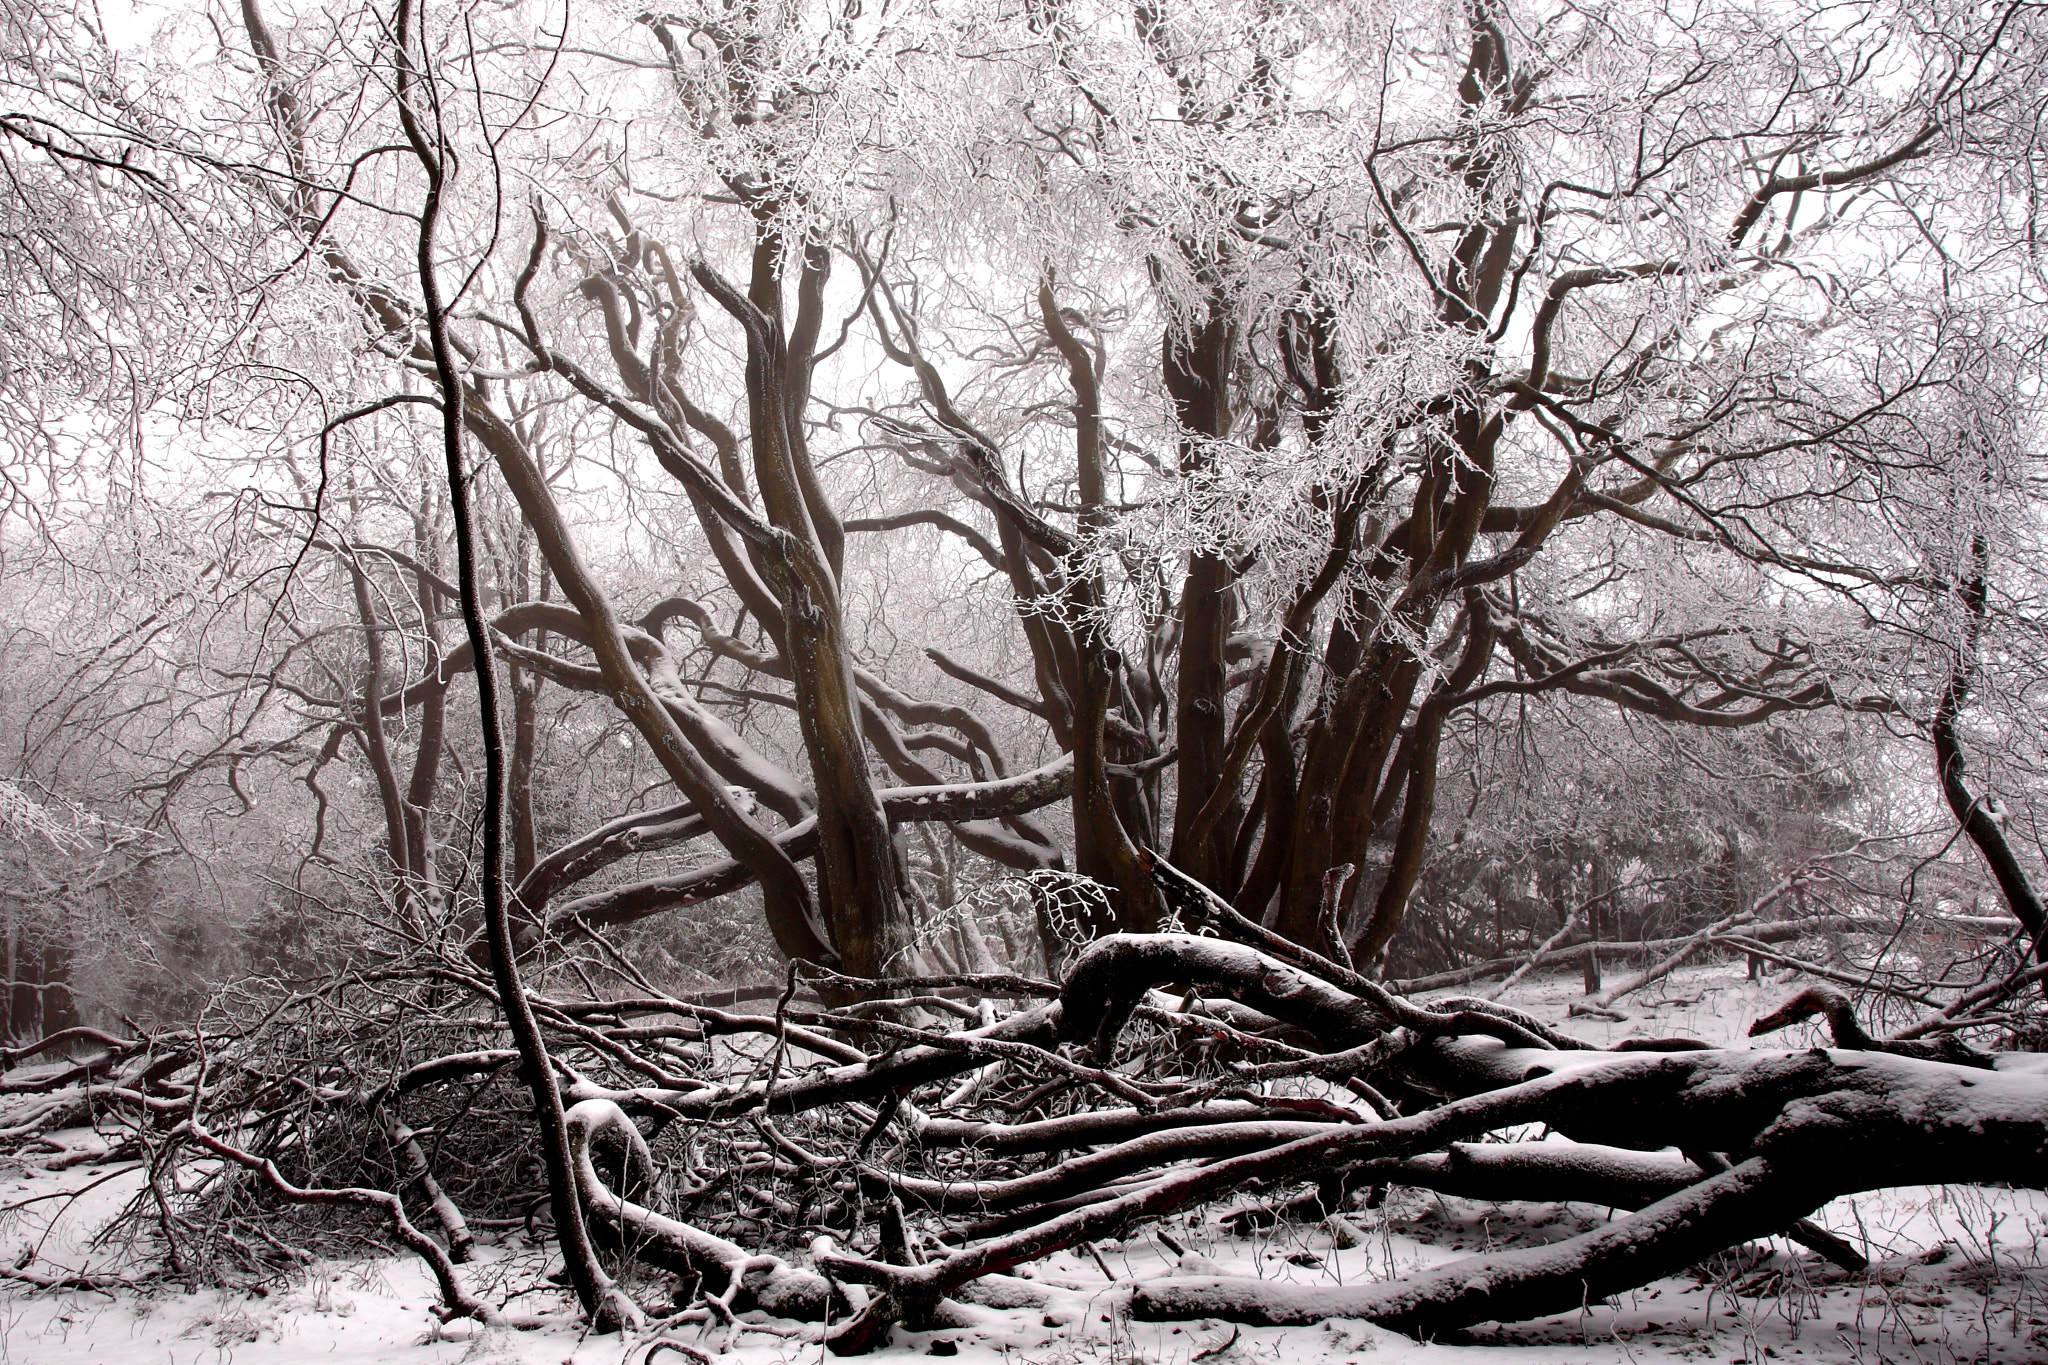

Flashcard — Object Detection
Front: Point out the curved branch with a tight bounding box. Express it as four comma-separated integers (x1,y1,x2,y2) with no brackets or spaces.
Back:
845,511,1005,572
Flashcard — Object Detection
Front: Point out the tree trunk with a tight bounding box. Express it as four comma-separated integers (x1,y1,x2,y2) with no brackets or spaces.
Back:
1164,291,1242,891
693,251,910,977
383,0,631,1326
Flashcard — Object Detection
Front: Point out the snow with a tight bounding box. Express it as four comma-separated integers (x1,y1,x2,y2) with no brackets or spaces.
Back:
6,963,2046,1364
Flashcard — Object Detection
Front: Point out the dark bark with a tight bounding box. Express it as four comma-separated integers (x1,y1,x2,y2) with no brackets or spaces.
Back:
692,258,910,976
403,511,450,899
1352,592,1495,963
1132,1158,1815,1335
1042,279,1158,930
824,1042,2048,1347
345,555,415,897
1163,288,1242,889
1933,543,2047,971
385,2,630,1326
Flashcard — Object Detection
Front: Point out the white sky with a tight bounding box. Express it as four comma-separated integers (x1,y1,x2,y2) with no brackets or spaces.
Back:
95,0,164,52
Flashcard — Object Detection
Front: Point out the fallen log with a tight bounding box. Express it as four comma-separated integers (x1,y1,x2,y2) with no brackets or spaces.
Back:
826,1046,2048,1346
1128,1046,2048,1336
1359,1140,1706,1209
1132,1157,1809,1335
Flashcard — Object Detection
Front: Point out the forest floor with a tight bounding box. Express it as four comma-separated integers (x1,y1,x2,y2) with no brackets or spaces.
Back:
4,965,2046,1365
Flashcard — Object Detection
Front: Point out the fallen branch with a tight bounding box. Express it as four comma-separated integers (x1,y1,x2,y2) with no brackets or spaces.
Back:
177,1117,499,1324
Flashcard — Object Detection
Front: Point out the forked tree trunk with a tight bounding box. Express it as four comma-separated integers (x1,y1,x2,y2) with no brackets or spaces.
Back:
694,247,911,977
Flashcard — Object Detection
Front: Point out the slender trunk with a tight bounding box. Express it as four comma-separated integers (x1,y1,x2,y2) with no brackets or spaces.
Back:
1934,540,2048,978
1277,646,1425,945
347,557,416,903
402,680,445,904
1583,860,1604,995
1354,705,1445,965
40,937,76,1037
389,0,627,1326
509,668,540,884
402,518,448,906
1351,594,1493,964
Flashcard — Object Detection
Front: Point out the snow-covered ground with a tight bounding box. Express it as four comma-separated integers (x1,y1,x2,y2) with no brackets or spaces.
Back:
5,964,2045,1365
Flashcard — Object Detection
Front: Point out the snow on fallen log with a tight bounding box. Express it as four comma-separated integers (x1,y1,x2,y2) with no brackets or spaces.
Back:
1357,1140,1706,1209
1129,1047,2048,1336
1131,1157,1807,1335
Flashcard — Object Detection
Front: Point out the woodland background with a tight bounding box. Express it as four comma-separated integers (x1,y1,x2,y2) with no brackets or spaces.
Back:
0,0,2041,1035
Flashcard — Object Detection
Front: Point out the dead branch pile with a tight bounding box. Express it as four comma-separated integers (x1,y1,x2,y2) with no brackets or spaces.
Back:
2,860,2044,1350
